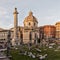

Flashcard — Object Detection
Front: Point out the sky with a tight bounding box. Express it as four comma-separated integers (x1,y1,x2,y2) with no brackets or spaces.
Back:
0,0,60,29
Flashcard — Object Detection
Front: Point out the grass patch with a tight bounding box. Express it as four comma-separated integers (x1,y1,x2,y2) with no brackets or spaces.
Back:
7,45,60,60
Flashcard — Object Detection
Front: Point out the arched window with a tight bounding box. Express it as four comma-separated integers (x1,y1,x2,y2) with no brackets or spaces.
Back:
29,22,31,26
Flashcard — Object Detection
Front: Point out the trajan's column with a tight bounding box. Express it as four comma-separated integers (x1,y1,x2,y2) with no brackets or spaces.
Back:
13,8,19,46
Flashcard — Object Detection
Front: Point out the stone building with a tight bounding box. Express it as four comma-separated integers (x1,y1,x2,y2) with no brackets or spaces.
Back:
10,9,39,46
55,22,60,39
23,11,39,44
0,28,13,48
39,25,56,40
43,25,56,39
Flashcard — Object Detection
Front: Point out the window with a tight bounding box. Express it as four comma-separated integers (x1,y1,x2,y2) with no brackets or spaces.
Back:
34,23,35,26
29,22,31,26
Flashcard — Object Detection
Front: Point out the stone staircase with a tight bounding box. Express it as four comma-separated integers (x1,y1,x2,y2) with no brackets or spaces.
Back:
0,49,10,60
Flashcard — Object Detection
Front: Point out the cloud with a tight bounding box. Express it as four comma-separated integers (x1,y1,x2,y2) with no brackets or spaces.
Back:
0,6,13,29
0,7,7,15
38,15,60,26
41,16,57,20
0,7,10,18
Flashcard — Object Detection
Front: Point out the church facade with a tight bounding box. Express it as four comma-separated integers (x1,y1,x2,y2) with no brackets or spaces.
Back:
11,8,39,46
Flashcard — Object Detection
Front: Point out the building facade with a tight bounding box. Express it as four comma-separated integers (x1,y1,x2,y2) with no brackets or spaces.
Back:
39,25,56,40
43,25,56,39
55,22,60,39
39,26,44,39
23,11,39,44
10,10,39,46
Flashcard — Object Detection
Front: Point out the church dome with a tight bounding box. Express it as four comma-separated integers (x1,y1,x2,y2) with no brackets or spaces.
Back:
55,21,60,25
24,11,38,23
